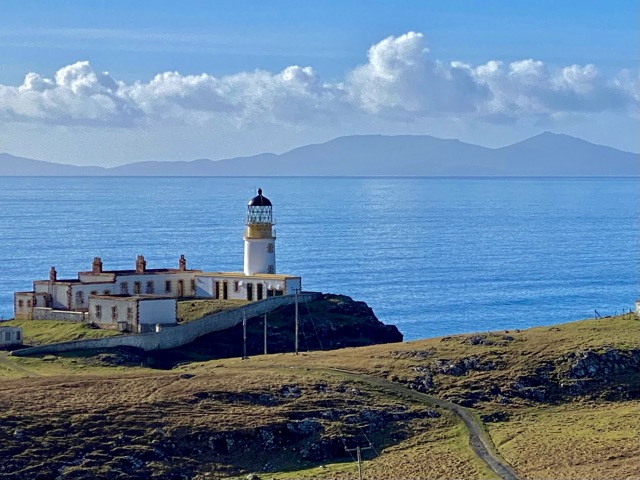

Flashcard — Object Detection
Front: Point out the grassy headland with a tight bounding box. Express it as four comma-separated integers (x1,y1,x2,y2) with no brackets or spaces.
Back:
0,312,638,479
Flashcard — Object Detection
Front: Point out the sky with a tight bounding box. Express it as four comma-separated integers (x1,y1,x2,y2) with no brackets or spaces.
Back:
0,0,637,166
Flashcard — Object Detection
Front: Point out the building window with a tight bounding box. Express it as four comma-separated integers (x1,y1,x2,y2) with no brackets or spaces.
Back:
26,300,31,308
75,291,84,306
103,290,111,295
4,332,10,342
133,282,141,294
95,305,102,319
111,306,118,321
18,300,24,308
120,282,129,294
146,281,154,294
16,331,21,341
234,281,239,292
165,280,172,293
190,279,196,293
90,290,98,296
127,307,134,321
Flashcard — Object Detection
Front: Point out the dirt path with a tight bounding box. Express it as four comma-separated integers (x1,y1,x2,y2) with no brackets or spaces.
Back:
0,351,41,376
326,368,522,480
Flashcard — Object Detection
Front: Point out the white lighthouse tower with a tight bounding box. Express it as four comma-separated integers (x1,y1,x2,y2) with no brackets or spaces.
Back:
244,188,276,275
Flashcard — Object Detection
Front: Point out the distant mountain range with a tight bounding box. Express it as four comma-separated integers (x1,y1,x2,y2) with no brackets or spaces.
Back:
1,132,637,176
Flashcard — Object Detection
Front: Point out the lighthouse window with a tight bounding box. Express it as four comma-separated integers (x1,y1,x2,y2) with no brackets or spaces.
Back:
267,265,274,274
266,243,274,253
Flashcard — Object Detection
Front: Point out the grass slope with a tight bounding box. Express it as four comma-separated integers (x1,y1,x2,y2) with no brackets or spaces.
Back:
3,319,121,345
0,313,638,479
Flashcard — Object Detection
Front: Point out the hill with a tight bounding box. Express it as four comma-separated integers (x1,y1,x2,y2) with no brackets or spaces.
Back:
0,312,637,479
1,132,636,176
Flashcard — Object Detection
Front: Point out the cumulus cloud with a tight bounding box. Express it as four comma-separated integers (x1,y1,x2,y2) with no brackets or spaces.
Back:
1,60,140,126
0,33,636,128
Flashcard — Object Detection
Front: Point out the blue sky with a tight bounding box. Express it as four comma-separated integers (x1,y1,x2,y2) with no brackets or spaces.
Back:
0,1,637,165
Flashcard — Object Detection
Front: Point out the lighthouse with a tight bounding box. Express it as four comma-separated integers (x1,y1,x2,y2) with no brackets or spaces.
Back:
244,188,276,275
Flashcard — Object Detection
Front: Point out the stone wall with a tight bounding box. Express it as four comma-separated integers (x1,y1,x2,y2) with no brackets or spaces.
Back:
12,292,321,356
32,308,87,322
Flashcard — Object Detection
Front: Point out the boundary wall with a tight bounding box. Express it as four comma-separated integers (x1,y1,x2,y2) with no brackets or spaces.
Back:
12,292,321,356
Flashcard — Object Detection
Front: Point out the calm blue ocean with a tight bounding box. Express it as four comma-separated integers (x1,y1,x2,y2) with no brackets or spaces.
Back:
0,176,636,340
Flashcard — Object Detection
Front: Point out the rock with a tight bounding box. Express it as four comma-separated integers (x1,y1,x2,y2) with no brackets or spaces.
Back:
280,385,301,398
179,373,195,379
167,293,403,364
480,411,509,423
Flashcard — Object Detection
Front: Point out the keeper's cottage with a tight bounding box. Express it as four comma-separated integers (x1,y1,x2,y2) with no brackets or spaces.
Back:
14,189,301,333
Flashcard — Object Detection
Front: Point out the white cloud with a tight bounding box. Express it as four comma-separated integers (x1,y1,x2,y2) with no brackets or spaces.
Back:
0,33,636,129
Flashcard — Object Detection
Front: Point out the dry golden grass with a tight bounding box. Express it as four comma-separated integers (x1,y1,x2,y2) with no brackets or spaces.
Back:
0,366,492,479
488,401,640,480
0,313,637,479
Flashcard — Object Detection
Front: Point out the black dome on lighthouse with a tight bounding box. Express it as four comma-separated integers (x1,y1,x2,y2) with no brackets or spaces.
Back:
248,188,272,207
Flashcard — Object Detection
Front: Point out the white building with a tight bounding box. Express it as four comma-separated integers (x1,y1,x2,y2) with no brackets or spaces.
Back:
0,326,22,347
88,294,177,333
14,189,302,332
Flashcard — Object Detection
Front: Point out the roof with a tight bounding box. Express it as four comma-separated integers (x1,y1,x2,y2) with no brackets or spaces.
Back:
196,271,299,280
90,294,176,302
80,268,201,276
247,188,272,207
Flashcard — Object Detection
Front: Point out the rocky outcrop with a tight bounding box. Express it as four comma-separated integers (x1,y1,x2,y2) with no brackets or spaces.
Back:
0,376,439,480
147,294,402,367
406,347,640,406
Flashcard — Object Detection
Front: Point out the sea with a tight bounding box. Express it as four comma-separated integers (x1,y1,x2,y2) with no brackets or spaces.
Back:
0,176,637,341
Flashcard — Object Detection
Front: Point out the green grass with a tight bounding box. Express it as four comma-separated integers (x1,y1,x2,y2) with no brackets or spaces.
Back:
3,319,122,345
177,299,248,323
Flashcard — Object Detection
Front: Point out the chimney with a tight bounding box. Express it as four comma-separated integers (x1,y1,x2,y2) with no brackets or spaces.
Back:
92,257,103,274
135,255,146,273
179,254,187,271
49,266,57,282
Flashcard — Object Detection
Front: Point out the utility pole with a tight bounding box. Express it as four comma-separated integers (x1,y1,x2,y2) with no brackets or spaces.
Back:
242,311,248,360
294,289,299,355
263,313,267,355
345,445,373,480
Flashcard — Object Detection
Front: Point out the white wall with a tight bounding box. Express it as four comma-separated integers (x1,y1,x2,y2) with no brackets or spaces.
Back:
88,297,136,325
138,299,176,325
114,272,197,297
0,327,22,346
78,272,116,283
244,238,276,275
13,292,34,318
284,278,302,295
51,284,70,310
195,274,298,301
